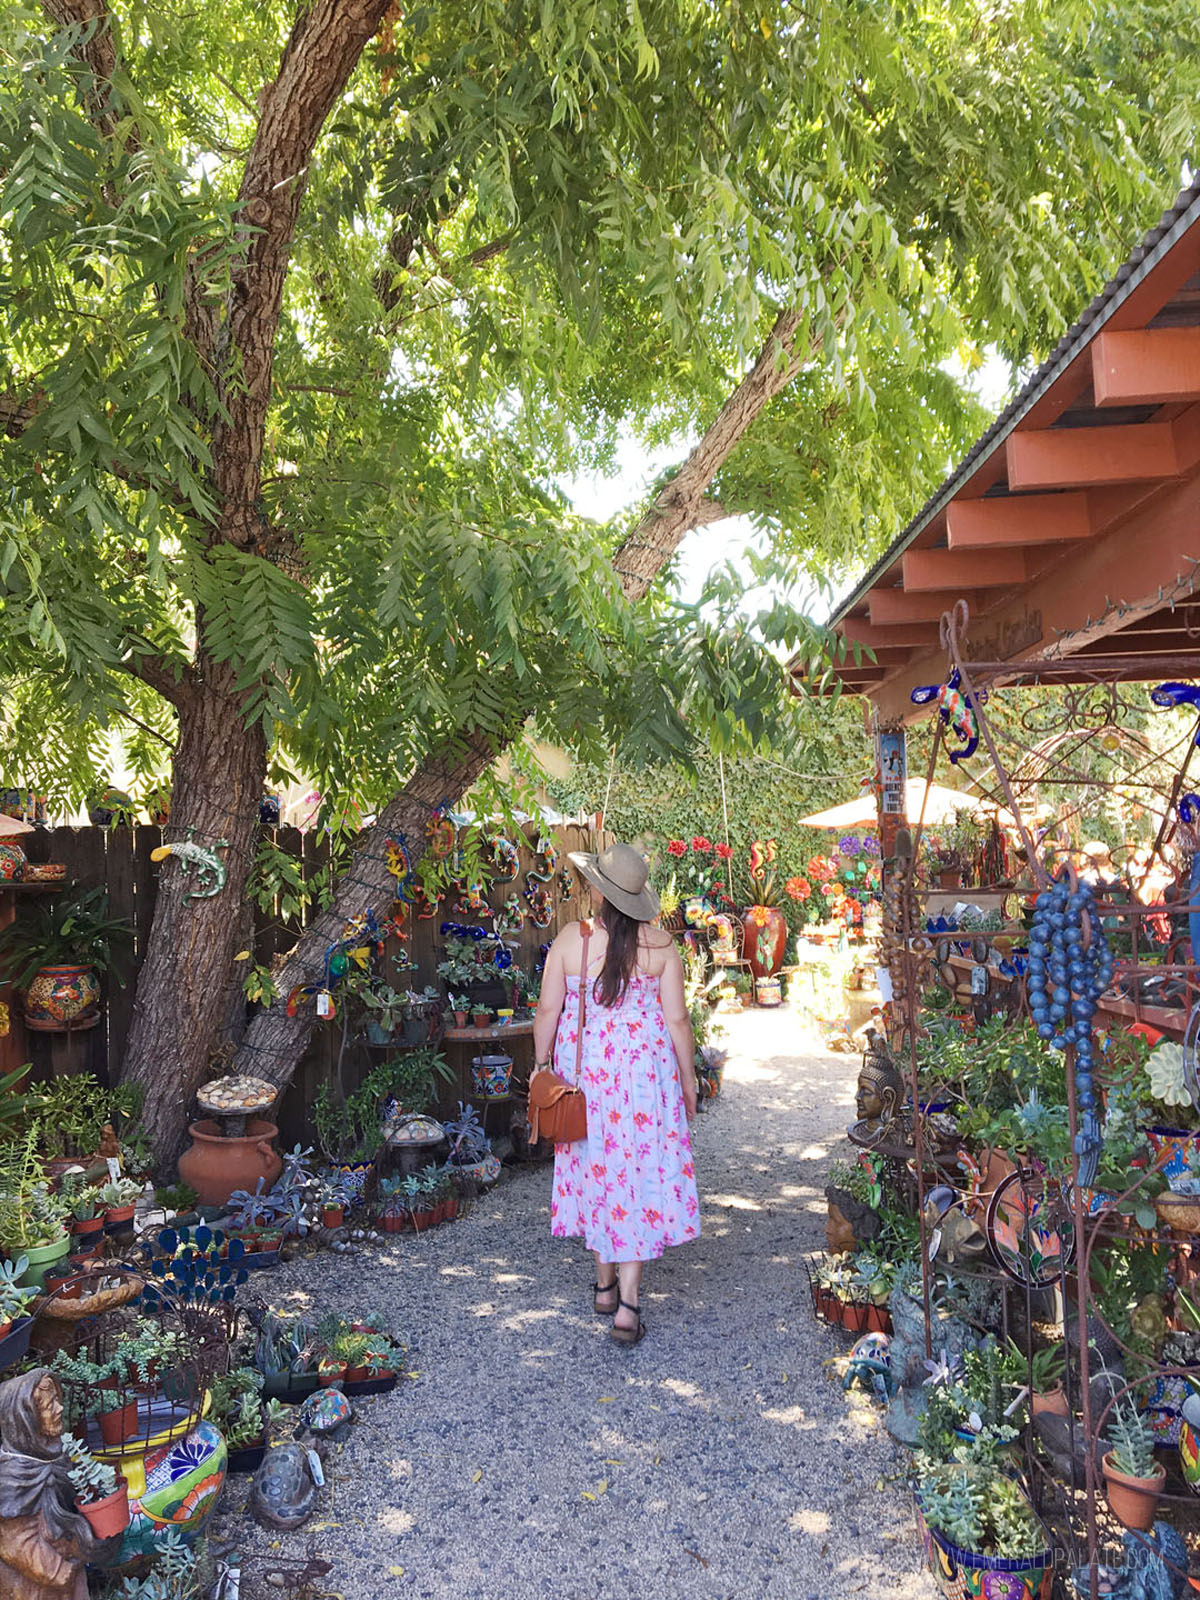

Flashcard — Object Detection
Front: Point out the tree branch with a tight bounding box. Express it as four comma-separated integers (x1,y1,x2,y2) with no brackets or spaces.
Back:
122,650,196,709
611,309,804,601
209,0,392,550
39,0,127,141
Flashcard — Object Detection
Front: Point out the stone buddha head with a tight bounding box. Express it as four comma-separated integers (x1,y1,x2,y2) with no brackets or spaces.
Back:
855,1033,905,1133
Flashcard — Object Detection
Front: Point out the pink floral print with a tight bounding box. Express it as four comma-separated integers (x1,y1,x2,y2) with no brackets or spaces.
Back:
550,973,700,1261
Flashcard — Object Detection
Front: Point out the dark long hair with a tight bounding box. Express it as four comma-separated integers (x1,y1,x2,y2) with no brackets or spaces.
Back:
593,898,641,1007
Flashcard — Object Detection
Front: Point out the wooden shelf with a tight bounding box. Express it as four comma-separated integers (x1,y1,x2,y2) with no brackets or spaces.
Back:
1096,994,1189,1035
443,1020,534,1043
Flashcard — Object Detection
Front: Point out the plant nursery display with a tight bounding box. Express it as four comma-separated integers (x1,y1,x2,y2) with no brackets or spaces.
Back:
0,885,133,1030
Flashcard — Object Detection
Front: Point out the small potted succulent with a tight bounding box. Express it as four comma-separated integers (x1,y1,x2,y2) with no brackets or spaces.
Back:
0,1174,71,1291
0,1256,36,1340
472,1004,493,1030
62,1176,105,1243
376,1174,410,1233
98,1175,142,1231
50,1349,139,1447
63,1431,130,1538
314,1168,351,1229
210,1366,279,1473
332,1330,373,1384
1102,1397,1166,1530
1027,1344,1068,1419
443,1102,498,1188
449,993,469,1029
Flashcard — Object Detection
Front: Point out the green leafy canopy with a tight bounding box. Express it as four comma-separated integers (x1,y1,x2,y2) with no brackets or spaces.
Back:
0,0,1196,803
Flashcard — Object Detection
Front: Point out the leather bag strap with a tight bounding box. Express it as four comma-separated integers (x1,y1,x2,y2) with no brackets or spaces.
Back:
575,919,591,1081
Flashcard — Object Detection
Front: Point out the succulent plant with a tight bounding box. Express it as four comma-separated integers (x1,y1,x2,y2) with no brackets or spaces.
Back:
62,1431,119,1503
1106,1397,1158,1479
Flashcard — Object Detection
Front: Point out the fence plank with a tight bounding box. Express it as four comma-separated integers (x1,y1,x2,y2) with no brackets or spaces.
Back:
103,826,137,1079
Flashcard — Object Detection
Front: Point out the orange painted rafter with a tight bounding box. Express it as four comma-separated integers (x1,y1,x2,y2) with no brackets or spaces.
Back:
946,493,1092,548
839,618,941,650
870,587,984,625
901,546,1027,591
1093,328,1200,406
1007,421,1178,490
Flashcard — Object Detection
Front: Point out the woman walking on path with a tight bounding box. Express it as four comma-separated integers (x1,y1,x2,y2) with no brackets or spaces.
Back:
533,842,700,1345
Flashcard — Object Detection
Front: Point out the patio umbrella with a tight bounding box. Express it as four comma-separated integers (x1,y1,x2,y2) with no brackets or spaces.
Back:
799,779,988,830
0,813,34,837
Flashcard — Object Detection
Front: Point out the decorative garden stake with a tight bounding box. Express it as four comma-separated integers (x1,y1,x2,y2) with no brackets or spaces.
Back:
149,829,229,901
1025,868,1113,1187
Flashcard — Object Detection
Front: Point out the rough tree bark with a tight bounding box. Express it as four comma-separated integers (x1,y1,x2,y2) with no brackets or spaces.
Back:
232,310,806,1089
43,0,398,1167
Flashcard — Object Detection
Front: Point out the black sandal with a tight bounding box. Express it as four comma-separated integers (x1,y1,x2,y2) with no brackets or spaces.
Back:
610,1299,646,1345
593,1278,619,1315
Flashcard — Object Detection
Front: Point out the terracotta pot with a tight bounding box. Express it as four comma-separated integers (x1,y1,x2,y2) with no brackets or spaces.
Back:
321,1205,344,1229
473,1013,491,1029
742,906,787,979
177,1117,283,1206
1031,1384,1069,1419
318,1362,346,1388
98,1398,140,1448
443,1196,459,1222
78,1480,130,1540
43,1272,81,1301
103,1204,136,1231
344,1365,369,1383
24,964,101,1031
454,1011,468,1027
1102,1453,1165,1530
70,1215,104,1240
380,1211,405,1233
0,1319,11,1341
937,868,964,890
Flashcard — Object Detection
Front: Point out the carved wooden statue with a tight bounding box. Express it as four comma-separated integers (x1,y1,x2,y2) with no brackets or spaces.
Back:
0,1369,97,1600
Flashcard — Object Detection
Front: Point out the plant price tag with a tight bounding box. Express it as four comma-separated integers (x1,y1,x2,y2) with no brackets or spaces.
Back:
316,991,333,1018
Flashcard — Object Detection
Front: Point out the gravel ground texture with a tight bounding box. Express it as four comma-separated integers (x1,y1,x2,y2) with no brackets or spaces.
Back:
212,1006,935,1600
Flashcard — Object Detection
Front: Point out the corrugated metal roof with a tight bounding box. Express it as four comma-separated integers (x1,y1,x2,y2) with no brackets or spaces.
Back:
830,179,1200,626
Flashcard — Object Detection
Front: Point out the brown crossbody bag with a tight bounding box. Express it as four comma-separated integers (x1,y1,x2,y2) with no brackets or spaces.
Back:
527,921,591,1145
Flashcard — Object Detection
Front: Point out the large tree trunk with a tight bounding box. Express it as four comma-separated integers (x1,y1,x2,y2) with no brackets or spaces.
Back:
121,659,266,1167
238,728,500,1089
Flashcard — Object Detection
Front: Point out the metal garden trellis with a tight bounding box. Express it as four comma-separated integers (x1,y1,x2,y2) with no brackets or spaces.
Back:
891,599,1200,1599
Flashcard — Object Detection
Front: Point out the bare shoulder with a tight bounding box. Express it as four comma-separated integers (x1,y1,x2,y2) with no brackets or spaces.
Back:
639,928,675,951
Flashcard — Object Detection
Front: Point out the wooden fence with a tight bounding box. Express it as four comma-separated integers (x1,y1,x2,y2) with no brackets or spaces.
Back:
8,820,600,1145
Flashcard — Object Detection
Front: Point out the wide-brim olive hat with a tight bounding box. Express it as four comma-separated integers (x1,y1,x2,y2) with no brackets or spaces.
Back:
568,842,660,922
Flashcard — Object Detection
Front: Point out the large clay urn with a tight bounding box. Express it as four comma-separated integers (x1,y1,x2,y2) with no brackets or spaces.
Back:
742,905,787,979
177,1118,282,1206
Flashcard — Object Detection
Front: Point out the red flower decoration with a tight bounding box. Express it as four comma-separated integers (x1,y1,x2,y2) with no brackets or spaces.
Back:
691,836,712,853
714,842,734,860
666,839,687,857
785,876,811,901
806,854,835,882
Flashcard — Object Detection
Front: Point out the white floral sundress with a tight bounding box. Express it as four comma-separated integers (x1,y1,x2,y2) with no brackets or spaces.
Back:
550,969,700,1261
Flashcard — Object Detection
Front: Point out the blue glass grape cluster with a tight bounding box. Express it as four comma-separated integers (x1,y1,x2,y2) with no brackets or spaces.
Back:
1026,874,1114,1185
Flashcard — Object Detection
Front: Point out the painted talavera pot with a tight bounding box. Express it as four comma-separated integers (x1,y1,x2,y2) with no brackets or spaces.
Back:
470,1052,513,1098
0,842,25,882
1144,1127,1200,1184
177,1117,282,1206
335,1159,374,1204
743,906,787,978
113,1420,227,1561
915,1496,1052,1599
1178,1391,1200,1492
24,963,101,1030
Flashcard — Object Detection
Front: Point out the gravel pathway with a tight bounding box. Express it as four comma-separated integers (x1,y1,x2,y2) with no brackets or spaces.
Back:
213,1008,934,1600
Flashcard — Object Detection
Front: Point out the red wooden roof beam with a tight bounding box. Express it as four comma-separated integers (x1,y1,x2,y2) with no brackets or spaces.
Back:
1092,328,1200,406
